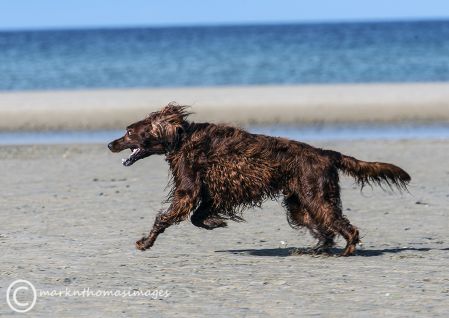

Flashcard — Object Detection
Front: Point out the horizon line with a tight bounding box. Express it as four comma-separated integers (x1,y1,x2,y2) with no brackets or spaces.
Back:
1,16,448,33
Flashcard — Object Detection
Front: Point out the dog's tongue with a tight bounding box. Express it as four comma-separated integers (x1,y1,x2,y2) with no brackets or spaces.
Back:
122,158,133,166
121,148,139,166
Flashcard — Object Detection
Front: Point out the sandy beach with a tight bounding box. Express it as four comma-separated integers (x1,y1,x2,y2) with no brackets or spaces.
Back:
1,139,448,316
1,82,449,131
1,83,448,316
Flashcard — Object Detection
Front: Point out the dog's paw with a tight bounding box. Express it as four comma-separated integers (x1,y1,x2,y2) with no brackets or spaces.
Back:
340,244,356,257
311,242,334,255
203,218,228,229
135,237,148,251
311,247,333,256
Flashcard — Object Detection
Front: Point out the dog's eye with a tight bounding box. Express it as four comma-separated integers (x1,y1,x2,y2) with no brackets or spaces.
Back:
127,131,132,136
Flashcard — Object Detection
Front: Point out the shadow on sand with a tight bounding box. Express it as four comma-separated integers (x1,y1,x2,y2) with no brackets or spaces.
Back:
215,246,440,257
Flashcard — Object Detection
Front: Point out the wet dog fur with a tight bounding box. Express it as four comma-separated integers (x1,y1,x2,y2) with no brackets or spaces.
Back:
108,104,410,256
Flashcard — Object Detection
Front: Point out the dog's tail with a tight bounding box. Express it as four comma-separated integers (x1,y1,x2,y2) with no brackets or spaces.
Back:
336,153,411,191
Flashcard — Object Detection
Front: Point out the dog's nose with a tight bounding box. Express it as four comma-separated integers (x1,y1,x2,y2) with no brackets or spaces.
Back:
108,142,114,151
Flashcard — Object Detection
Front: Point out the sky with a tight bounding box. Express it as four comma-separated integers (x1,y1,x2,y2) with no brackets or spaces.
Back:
1,0,449,30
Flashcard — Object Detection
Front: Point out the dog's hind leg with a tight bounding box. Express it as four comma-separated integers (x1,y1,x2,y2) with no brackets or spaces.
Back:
310,221,336,254
283,193,335,254
308,202,359,256
191,198,227,230
300,168,359,256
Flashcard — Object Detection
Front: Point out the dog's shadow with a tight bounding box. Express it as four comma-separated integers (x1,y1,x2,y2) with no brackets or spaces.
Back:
215,246,444,257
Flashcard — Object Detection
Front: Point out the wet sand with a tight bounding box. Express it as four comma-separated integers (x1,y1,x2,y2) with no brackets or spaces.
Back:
0,139,448,316
1,82,449,131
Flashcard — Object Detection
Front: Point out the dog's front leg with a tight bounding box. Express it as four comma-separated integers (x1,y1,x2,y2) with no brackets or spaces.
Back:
135,210,172,251
135,174,201,251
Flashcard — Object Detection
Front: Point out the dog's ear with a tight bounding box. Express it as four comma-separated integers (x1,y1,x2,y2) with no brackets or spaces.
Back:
159,102,191,123
146,103,191,147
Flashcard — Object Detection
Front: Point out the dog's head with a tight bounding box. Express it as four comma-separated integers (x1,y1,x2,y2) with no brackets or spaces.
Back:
108,103,190,166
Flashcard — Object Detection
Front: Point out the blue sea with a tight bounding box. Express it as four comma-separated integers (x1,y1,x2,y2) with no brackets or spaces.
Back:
1,20,449,91
1,123,449,145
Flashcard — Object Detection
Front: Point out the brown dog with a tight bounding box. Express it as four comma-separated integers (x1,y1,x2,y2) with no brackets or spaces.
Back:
108,104,410,256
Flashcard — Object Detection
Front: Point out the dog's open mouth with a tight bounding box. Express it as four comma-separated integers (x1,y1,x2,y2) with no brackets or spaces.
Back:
122,147,145,167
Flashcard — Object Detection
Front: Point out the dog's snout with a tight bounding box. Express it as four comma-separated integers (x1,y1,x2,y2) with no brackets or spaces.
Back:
108,138,126,152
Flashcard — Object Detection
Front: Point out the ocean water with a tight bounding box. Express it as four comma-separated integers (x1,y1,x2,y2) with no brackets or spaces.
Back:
1,123,449,145
1,20,449,91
